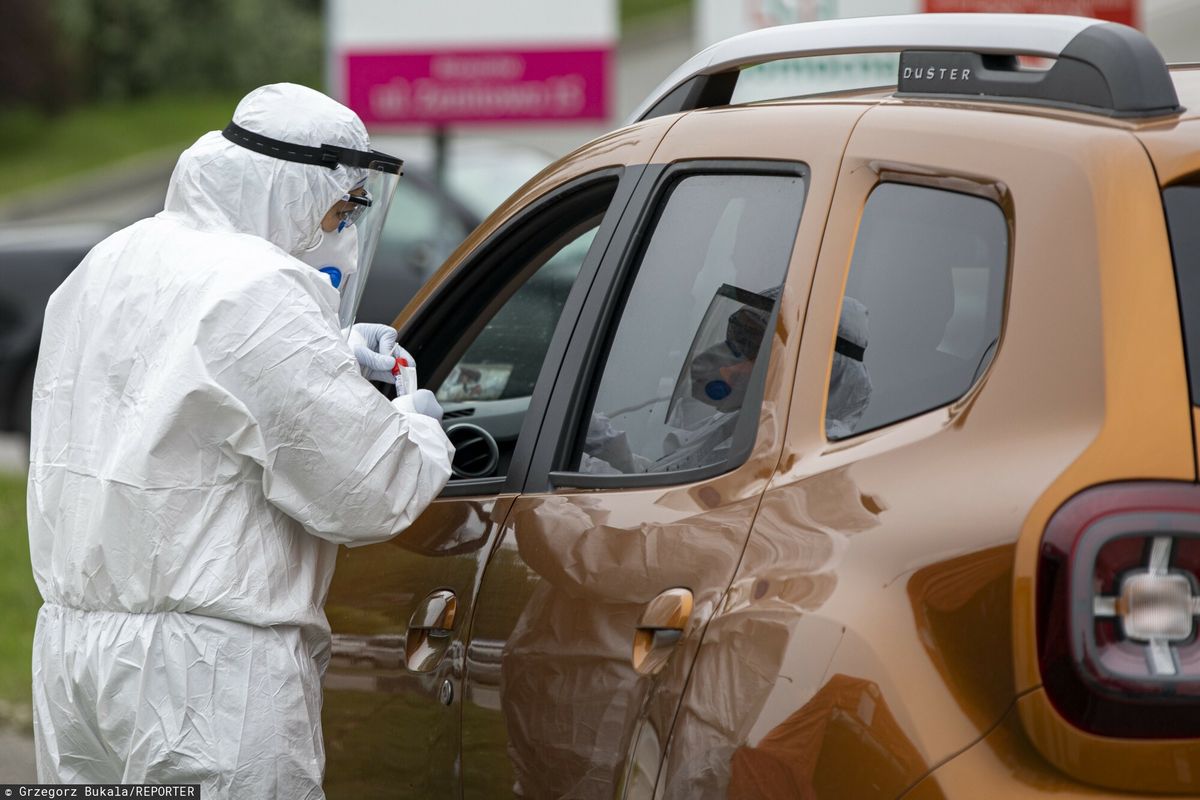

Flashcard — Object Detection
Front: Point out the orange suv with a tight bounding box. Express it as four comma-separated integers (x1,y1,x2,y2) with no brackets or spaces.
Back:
320,14,1200,798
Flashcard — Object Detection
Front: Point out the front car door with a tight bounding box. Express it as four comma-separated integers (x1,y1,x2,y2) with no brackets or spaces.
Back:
320,117,675,799
459,103,868,799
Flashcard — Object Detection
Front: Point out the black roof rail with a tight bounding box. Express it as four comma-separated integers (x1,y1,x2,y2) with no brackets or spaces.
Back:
629,14,1182,123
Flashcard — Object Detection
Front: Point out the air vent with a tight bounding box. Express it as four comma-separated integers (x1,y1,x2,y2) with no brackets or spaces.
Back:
445,423,500,479
443,407,476,420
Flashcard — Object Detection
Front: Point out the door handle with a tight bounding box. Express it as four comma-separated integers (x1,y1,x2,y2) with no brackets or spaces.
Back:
406,589,457,673
632,587,694,675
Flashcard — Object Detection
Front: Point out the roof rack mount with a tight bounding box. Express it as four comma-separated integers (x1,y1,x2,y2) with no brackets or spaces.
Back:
630,14,1182,123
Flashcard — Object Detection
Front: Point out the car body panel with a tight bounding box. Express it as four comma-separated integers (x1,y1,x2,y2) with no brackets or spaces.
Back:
1000,125,1198,792
900,707,1142,799
1138,116,1200,187
653,101,1194,797
322,496,516,798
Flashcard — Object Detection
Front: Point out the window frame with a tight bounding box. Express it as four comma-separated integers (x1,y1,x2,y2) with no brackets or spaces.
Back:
822,174,1015,442
535,159,811,491
1163,179,1200,403
396,166,638,497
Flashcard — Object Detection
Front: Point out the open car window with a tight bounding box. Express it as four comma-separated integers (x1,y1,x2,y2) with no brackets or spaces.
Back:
435,228,598,405
406,175,623,487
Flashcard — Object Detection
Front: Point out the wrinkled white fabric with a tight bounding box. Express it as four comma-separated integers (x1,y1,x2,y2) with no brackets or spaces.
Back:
826,296,872,438
27,83,453,798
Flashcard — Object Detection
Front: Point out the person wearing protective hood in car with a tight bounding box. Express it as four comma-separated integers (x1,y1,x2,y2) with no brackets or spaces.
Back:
26,83,453,797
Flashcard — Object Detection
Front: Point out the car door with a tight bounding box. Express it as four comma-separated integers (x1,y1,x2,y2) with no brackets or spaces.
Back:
320,118,674,800
459,104,867,799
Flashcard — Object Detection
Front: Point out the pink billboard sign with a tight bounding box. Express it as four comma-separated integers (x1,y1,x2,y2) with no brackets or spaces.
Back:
345,47,611,126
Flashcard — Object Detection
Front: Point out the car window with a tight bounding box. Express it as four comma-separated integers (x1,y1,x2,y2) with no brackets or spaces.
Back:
569,171,807,477
412,176,621,486
1164,184,1200,400
436,226,597,404
826,183,1009,440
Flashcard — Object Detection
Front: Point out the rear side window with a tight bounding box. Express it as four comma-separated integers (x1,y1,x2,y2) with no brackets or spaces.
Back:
572,171,806,477
1164,185,1200,400
827,183,1008,439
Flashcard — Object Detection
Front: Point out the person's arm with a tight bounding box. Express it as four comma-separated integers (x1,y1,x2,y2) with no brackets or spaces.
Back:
202,268,453,546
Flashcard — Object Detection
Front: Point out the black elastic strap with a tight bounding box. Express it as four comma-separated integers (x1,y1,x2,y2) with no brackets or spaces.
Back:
835,336,865,362
222,122,403,174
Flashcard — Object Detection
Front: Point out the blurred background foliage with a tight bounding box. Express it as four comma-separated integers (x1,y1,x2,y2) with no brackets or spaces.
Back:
0,0,689,193
1,0,323,112
0,0,326,189
1,0,687,113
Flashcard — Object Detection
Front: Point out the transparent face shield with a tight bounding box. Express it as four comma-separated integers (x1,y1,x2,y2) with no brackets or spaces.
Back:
334,165,401,328
220,122,404,328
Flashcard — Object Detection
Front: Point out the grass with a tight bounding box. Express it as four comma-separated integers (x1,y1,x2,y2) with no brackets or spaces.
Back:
0,471,36,716
0,94,242,203
622,0,691,25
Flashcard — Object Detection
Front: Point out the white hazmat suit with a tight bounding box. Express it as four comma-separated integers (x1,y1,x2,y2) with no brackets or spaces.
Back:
27,84,454,797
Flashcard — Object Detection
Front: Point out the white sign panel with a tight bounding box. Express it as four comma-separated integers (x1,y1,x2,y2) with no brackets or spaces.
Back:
327,0,617,126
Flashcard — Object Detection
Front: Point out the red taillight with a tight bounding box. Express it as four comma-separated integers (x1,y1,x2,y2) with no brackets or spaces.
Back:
1039,482,1200,738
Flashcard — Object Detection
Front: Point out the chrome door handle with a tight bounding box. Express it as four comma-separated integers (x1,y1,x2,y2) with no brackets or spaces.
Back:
632,587,694,675
406,589,457,673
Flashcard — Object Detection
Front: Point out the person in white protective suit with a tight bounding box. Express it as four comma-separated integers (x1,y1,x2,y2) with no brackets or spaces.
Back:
27,83,454,797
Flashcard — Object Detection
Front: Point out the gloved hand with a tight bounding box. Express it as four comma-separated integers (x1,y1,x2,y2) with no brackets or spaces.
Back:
348,323,398,382
393,388,444,422
347,324,418,394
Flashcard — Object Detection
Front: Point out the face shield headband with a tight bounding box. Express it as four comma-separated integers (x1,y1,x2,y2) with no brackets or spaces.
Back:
221,122,403,176
222,122,403,328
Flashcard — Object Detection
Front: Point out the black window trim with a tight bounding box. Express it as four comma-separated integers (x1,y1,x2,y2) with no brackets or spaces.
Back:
1162,178,1200,405
823,175,1014,443
397,166,641,498
535,158,811,492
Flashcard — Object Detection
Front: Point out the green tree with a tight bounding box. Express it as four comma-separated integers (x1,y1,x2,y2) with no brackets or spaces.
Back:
51,0,323,103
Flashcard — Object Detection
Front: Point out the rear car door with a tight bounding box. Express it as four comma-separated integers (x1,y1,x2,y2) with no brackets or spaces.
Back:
320,118,672,799
655,101,1196,798
458,104,867,799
